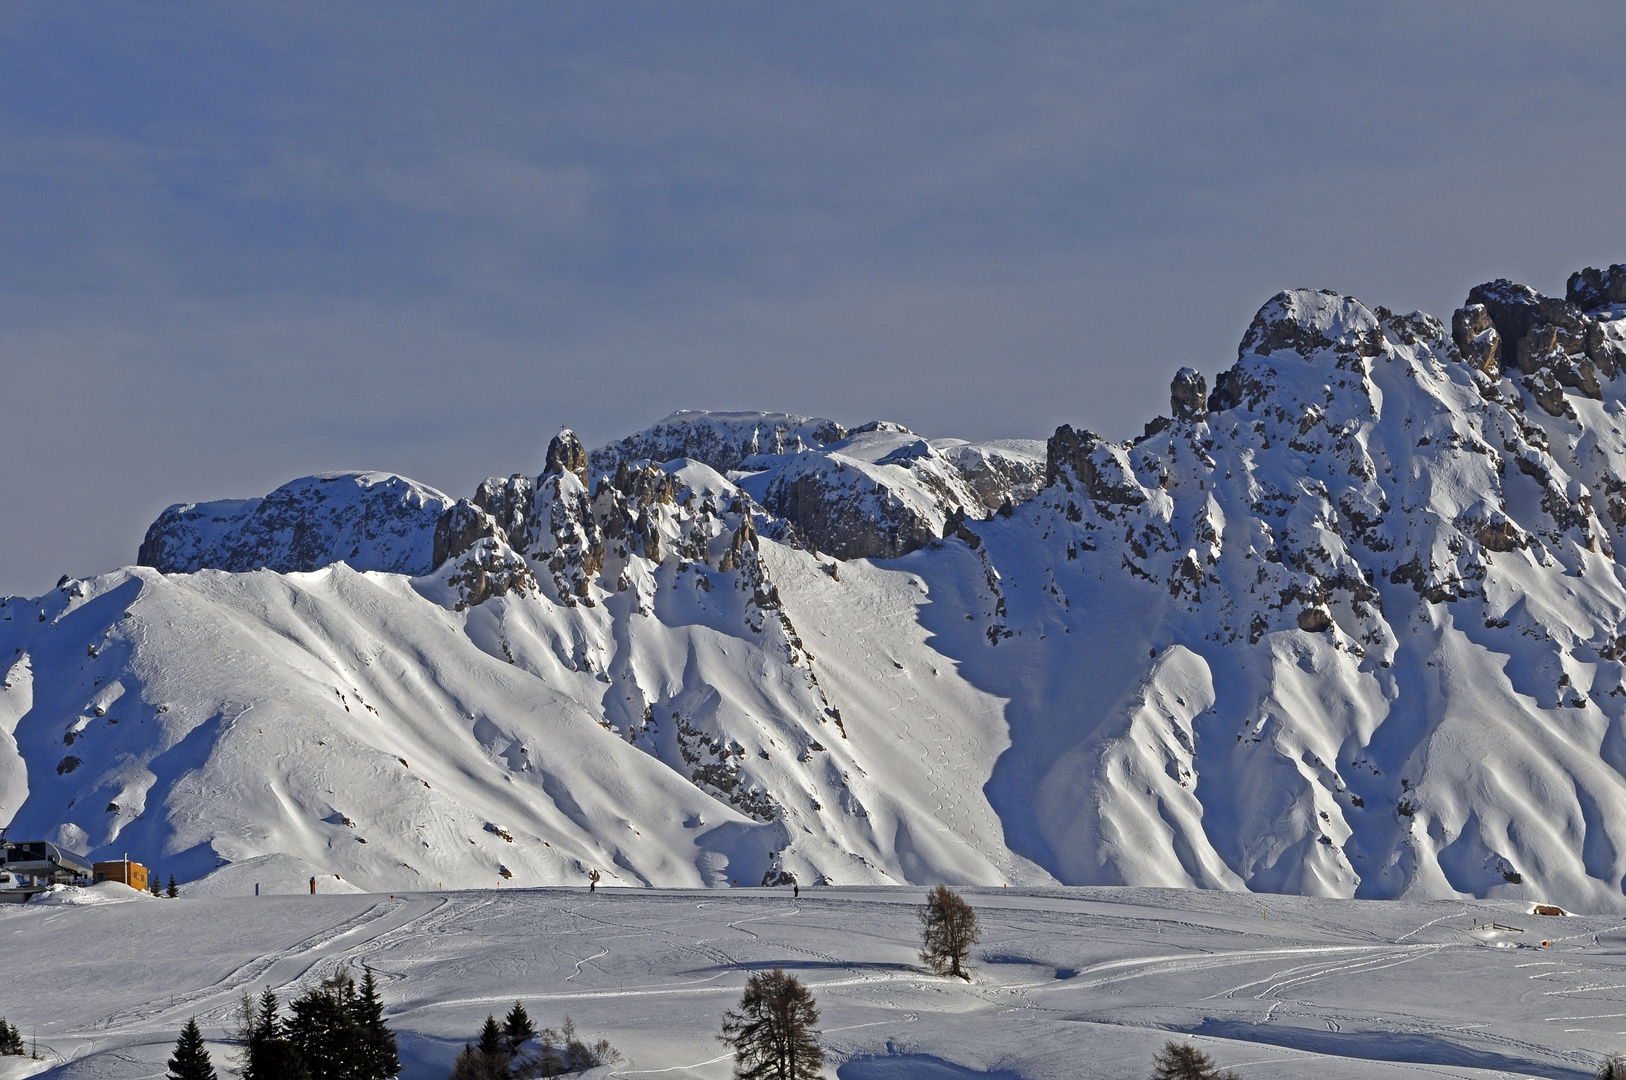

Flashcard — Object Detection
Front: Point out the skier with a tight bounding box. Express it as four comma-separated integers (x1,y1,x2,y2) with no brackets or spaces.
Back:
309,876,316,895
588,868,600,893
793,882,799,898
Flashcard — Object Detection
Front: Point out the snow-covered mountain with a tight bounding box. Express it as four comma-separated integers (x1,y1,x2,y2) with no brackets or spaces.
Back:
8,262,1626,911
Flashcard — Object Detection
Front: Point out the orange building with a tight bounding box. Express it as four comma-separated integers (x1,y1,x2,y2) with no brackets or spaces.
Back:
93,858,148,892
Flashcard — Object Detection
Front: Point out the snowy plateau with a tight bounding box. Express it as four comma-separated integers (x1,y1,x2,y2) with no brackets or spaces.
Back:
5,884,1626,1080
10,263,1626,919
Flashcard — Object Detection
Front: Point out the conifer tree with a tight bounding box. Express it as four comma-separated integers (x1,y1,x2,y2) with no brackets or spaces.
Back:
448,1042,508,1080
168,874,179,898
455,1016,508,1080
255,989,281,1042
150,872,162,896
240,988,311,1080
918,885,979,980
353,969,401,1080
1150,1041,1240,1080
285,972,361,1080
478,1015,504,1058
0,1018,24,1056
719,968,823,1080
168,1018,217,1080
501,1002,534,1055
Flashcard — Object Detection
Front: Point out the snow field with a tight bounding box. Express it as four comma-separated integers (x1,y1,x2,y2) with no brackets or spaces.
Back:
1,886,1621,1080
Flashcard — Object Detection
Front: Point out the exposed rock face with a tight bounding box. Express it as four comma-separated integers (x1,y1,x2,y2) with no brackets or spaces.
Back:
1170,367,1208,421
588,411,848,476
1462,278,1625,416
753,425,987,560
444,534,535,609
936,441,1047,510
544,430,590,485
138,472,452,576
1568,264,1626,310
1451,303,1501,379
528,470,605,605
763,467,934,560
590,412,1043,558
1044,425,1147,508
432,501,500,571
472,474,535,552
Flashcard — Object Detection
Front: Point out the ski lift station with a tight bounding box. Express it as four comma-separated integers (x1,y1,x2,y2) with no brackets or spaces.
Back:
0,838,94,901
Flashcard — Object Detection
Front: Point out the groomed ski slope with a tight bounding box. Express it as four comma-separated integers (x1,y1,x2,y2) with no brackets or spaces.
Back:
2,885,1622,1080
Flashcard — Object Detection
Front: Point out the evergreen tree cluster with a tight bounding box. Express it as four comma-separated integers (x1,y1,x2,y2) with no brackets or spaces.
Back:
144,871,179,897
448,1003,618,1080
237,970,399,1080
0,1017,24,1056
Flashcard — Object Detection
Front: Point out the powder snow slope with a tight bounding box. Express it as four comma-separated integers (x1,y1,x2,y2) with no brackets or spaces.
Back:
8,263,1626,912
1,885,1620,1080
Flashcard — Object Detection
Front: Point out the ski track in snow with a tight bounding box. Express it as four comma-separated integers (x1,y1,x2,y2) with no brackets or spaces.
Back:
7,885,1626,1080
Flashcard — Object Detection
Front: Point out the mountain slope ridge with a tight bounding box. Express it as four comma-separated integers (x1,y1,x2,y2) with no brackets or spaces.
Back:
7,262,1626,909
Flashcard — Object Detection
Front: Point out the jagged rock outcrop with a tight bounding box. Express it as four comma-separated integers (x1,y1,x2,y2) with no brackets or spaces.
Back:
83,257,1626,908
1568,263,1626,310
472,474,535,552
755,423,987,560
432,501,500,571
1457,277,1626,417
445,533,535,609
1170,366,1207,421
139,472,452,576
544,429,590,485
936,441,1046,510
588,411,848,476
595,412,1043,556
1451,303,1501,378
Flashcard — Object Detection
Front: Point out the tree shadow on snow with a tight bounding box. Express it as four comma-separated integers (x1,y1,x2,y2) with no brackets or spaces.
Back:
681,959,920,977
1167,1020,1593,1080
838,1053,1027,1080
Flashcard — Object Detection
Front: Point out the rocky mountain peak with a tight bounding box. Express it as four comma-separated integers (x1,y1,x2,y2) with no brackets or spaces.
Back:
1235,288,1387,366
544,429,590,484
44,254,1626,907
137,472,452,576
1568,263,1626,311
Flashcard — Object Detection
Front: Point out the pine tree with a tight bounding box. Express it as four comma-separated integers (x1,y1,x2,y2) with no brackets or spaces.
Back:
167,1018,217,1080
255,989,281,1042
150,872,162,896
455,1016,509,1080
718,968,823,1080
251,1040,313,1080
918,885,979,980
285,972,362,1080
448,1042,508,1080
1150,1041,1240,1080
168,874,179,898
352,969,400,1080
478,1015,505,1058
0,1018,25,1056
241,989,311,1080
501,1002,534,1055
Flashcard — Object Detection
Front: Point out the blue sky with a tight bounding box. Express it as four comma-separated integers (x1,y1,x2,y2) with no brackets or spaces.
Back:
3,3,1624,594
